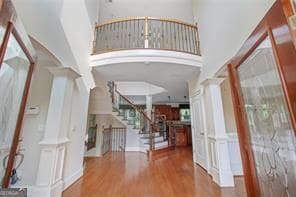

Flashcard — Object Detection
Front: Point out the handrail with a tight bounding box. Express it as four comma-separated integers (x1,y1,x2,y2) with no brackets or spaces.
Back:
103,126,126,153
93,17,200,55
96,16,197,29
111,127,128,129
110,81,155,151
114,89,152,122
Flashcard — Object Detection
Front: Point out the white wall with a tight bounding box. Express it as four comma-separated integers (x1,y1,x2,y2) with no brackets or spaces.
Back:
189,0,276,178
116,81,166,96
220,79,243,176
13,0,99,89
14,66,53,187
221,78,237,134
99,0,194,23
12,0,98,192
88,86,113,114
63,79,90,189
191,0,275,86
228,134,243,176
88,71,113,114
125,129,141,151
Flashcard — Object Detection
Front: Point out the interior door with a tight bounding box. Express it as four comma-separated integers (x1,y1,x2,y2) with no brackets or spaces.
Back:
228,1,296,196
191,94,208,170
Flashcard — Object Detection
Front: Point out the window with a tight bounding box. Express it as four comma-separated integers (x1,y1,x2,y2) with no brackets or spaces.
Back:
180,109,190,122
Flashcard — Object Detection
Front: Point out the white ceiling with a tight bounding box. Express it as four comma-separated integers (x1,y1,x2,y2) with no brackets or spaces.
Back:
116,81,167,96
93,62,200,103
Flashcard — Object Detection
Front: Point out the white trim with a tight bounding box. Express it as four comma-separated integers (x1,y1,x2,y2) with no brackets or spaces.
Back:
63,167,84,190
125,146,140,151
25,180,64,197
91,49,202,68
47,67,81,79
39,138,70,146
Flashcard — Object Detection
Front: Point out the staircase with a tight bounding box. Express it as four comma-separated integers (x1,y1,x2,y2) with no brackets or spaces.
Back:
107,82,169,153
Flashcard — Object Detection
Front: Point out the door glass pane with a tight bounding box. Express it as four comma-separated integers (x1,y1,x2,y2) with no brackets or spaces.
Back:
0,27,6,48
0,33,30,186
238,36,296,197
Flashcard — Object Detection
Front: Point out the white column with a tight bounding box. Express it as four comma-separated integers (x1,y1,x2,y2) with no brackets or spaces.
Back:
35,67,81,197
201,78,234,187
145,95,152,119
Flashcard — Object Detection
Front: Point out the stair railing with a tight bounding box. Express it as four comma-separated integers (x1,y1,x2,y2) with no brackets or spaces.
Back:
109,82,155,151
93,17,200,55
102,126,127,154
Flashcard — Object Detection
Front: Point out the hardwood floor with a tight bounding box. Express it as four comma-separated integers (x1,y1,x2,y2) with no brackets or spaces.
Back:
63,147,246,197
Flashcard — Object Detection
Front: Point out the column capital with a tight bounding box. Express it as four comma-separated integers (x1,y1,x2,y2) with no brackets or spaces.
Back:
200,77,225,86
47,67,81,79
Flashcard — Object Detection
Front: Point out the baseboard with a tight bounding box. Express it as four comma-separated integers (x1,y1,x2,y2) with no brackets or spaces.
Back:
125,146,140,151
25,180,64,197
230,163,243,176
148,146,175,159
63,167,84,190
139,147,148,153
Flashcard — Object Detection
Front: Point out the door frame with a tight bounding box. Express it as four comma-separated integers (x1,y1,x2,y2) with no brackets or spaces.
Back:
227,0,296,196
0,1,36,187
190,88,210,171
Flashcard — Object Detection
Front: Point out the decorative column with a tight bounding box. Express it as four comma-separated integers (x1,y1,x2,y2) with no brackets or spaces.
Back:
145,95,152,119
35,67,81,197
201,78,234,187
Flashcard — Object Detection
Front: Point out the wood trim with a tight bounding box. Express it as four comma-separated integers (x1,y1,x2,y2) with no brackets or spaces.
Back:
227,64,260,197
91,47,201,56
2,62,35,187
226,0,296,196
281,0,296,47
115,89,152,122
11,26,35,63
96,17,198,29
228,0,296,132
233,31,268,69
267,28,296,131
111,127,127,130
1,23,36,187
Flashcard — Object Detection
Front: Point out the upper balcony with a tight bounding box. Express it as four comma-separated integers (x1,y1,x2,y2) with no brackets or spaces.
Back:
92,17,200,56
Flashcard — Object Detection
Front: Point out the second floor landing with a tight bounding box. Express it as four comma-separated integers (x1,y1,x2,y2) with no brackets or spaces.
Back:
91,17,202,68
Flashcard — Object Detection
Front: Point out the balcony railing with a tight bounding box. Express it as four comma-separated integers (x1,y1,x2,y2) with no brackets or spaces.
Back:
93,17,200,55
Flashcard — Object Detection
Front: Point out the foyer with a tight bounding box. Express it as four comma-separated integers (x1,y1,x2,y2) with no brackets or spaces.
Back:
0,0,296,197
63,147,245,197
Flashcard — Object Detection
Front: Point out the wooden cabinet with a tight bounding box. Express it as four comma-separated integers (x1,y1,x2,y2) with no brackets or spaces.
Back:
171,107,180,120
154,105,179,121
187,126,192,145
175,128,187,146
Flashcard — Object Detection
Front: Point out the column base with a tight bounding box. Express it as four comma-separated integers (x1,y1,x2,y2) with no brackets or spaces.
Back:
28,180,64,197
211,167,235,187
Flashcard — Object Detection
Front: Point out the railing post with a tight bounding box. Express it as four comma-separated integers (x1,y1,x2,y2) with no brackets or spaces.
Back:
92,24,98,54
144,17,149,48
195,22,200,55
111,81,115,105
109,125,112,152
149,123,152,151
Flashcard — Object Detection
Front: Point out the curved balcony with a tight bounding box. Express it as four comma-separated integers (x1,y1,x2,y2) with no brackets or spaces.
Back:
92,17,200,55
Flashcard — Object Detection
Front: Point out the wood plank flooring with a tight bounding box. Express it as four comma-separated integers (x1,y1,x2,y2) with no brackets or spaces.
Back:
63,147,246,197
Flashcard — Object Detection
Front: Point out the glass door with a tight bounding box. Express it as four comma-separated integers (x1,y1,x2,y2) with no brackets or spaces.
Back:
228,1,296,196
237,36,296,197
0,27,31,186
0,2,36,187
